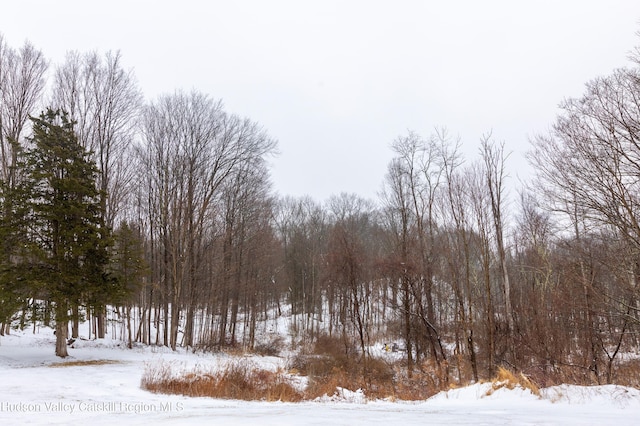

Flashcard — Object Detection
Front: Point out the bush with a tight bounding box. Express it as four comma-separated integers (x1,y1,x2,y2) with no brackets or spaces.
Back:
141,360,303,402
486,367,540,397
288,334,419,400
253,336,286,357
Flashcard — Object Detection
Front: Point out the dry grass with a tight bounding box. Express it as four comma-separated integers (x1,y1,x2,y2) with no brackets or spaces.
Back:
298,358,442,401
392,365,448,400
290,335,444,401
142,334,429,402
143,351,527,402
612,358,640,388
141,360,303,402
486,367,540,397
142,334,460,403
49,360,122,368
522,358,640,389
252,336,286,357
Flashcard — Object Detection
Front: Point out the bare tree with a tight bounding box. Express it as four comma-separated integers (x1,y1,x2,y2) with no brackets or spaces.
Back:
0,36,48,183
273,196,328,341
215,155,275,348
388,130,450,374
467,161,497,372
326,193,377,380
440,158,479,382
381,157,415,377
51,50,142,228
138,91,276,350
528,62,640,382
480,136,514,342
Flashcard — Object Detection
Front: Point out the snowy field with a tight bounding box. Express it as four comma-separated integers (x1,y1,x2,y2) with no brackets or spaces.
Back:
1,328,640,425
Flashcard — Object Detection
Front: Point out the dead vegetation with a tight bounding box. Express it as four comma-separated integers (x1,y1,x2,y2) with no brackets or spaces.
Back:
141,360,304,402
485,367,540,397
292,335,437,401
140,334,640,402
141,334,448,402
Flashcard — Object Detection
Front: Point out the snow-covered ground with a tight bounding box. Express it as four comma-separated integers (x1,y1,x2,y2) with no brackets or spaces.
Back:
1,327,639,425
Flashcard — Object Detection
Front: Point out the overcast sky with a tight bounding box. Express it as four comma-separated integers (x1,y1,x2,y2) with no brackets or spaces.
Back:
2,1,640,202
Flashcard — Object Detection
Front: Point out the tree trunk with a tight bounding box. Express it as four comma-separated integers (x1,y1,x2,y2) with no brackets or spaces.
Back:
55,303,69,358
126,305,133,349
170,301,180,351
96,306,106,338
402,275,413,378
71,304,79,338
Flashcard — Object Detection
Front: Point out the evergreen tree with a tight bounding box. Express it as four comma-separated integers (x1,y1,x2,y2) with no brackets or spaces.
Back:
0,139,32,335
24,109,114,357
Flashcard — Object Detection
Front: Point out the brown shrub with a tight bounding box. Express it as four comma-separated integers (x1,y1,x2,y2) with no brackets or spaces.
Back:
141,360,303,402
522,357,640,389
391,373,439,400
313,334,354,358
304,366,353,399
291,334,438,401
612,358,640,388
143,334,456,403
253,336,286,357
290,353,345,379
486,367,540,397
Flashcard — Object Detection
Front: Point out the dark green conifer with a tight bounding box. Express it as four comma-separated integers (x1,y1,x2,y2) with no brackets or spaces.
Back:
0,138,31,334
24,109,114,357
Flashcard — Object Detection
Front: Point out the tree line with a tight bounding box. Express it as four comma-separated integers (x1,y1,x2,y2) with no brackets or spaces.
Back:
1,33,640,387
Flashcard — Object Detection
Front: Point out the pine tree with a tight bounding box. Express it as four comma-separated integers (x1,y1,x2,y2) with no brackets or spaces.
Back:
0,139,32,335
24,109,114,357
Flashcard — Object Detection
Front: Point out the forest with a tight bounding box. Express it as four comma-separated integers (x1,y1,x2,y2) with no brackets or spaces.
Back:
1,33,640,391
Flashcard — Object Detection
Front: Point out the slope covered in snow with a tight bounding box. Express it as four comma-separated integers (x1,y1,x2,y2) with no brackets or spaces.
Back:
1,327,639,425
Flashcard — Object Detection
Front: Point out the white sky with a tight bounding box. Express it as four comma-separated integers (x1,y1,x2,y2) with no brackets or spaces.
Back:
1,1,640,202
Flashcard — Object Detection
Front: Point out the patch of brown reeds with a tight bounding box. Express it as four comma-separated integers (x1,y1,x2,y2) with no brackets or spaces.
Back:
485,367,540,397
141,360,303,402
142,334,458,403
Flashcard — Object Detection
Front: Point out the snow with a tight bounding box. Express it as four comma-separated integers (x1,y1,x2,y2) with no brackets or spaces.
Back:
1,328,640,425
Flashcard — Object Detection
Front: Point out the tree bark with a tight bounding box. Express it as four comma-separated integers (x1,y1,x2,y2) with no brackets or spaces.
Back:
55,303,69,358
